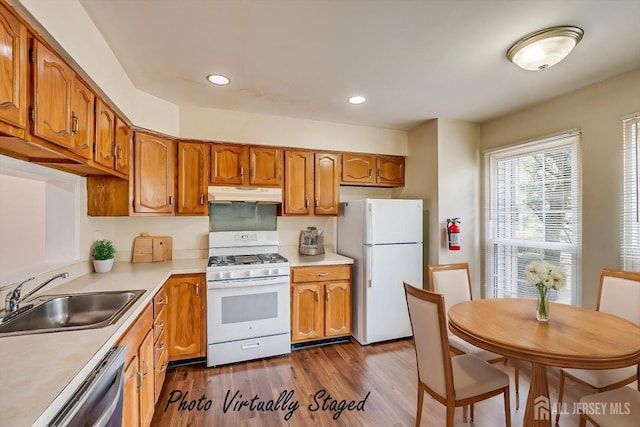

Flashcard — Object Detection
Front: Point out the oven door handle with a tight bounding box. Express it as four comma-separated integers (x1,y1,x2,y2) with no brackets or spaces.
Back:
93,365,125,427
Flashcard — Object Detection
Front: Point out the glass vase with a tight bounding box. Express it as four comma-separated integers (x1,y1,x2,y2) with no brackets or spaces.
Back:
536,284,550,322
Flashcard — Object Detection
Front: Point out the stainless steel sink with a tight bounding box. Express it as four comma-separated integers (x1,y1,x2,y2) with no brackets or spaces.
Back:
0,290,145,336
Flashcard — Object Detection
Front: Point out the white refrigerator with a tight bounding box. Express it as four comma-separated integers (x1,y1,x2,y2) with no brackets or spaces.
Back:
337,199,423,345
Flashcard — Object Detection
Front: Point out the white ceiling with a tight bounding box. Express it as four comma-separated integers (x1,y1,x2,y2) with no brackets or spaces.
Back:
78,0,640,131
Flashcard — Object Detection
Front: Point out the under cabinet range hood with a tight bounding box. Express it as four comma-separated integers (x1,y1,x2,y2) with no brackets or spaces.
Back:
208,186,283,203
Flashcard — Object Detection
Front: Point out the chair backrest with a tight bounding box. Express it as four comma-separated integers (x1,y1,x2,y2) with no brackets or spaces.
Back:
428,263,473,315
404,282,454,400
597,269,640,325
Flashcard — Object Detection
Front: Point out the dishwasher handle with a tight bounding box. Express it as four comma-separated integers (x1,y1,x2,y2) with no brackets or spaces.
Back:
93,364,125,427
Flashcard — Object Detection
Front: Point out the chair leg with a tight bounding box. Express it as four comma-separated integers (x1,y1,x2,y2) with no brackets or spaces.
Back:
503,388,512,427
446,405,455,427
416,382,424,427
579,413,587,427
470,403,474,421
462,405,468,422
556,371,566,424
515,359,520,410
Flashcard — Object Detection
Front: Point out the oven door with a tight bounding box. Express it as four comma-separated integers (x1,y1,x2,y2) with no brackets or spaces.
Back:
207,279,290,344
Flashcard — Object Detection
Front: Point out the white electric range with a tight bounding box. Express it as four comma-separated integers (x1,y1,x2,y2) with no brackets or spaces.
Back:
206,230,291,366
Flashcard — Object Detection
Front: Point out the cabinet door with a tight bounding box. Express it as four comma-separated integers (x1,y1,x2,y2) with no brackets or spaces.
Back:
0,3,27,134
341,154,375,184
314,152,340,215
122,356,139,427
325,281,352,337
210,144,248,185
283,150,313,215
250,147,282,186
32,40,73,148
165,275,205,360
69,78,94,159
376,156,405,186
177,143,208,215
134,132,175,214
138,330,155,427
95,99,115,168
115,116,132,176
291,284,324,342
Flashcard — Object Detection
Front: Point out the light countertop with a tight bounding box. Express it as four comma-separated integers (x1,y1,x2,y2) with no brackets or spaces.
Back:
279,246,354,267
0,259,206,427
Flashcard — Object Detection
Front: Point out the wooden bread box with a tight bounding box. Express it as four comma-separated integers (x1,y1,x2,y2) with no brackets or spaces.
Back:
132,232,173,263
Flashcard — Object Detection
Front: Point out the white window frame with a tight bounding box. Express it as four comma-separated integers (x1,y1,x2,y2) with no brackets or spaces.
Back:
484,131,582,305
622,114,640,270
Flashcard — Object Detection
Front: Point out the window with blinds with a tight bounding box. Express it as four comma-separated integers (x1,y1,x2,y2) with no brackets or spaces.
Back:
622,114,640,270
485,132,581,305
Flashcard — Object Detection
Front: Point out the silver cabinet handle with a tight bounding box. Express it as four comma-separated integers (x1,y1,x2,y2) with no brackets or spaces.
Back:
305,197,310,209
315,290,320,302
241,342,260,350
240,166,244,177
317,272,329,277
199,194,205,206
71,114,79,135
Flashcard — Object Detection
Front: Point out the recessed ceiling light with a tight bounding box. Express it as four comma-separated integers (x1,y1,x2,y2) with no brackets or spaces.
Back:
206,74,231,85
348,96,366,105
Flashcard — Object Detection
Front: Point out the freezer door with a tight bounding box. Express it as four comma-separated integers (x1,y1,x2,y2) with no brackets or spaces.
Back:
365,199,423,245
363,243,423,344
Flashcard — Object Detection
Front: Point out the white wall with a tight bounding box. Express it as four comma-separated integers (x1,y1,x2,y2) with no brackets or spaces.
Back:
179,107,407,154
480,68,640,309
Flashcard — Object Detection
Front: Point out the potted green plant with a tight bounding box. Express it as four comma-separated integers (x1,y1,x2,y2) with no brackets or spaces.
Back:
92,240,116,273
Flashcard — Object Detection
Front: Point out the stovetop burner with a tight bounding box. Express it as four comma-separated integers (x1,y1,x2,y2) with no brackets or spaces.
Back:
208,253,288,267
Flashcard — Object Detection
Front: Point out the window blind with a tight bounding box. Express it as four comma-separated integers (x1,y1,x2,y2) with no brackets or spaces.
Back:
485,133,581,305
622,114,640,270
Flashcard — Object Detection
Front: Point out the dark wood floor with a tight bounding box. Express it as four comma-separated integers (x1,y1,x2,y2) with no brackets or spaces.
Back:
151,338,604,426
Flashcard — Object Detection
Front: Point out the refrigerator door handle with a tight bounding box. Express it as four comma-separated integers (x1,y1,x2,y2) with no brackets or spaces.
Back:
366,245,373,288
367,201,374,245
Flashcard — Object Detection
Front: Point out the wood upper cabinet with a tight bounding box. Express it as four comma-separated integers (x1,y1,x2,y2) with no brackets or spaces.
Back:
376,155,405,186
290,265,352,343
341,153,405,187
165,274,206,361
283,150,313,215
249,147,282,187
115,116,132,176
0,2,28,137
210,144,248,185
95,99,115,168
69,78,94,159
341,153,375,184
314,152,340,215
283,151,339,216
177,142,208,215
32,40,74,149
134,132,175,214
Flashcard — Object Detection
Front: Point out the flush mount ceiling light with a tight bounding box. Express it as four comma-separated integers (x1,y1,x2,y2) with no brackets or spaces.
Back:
348,96,366,105
206,74,231,85
506,26,584,71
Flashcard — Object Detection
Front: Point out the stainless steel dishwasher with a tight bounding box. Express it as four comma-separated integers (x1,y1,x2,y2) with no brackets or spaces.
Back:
48,346,125,427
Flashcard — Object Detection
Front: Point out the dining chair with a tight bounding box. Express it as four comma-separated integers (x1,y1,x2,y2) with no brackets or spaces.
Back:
578,387,640,427
556,268,640,424
428,263,521,408
403,282,511,427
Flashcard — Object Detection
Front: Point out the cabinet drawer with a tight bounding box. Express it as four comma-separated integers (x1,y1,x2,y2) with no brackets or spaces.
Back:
153,287,167,317
154,329,167,367
153,305,167,343
117,304,153,365
291,265,351,283
154,345,169,403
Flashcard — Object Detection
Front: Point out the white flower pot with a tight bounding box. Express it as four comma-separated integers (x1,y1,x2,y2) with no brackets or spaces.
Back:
93,258,114,273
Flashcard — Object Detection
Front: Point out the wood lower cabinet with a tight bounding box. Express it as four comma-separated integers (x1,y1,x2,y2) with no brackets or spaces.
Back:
0,2,28,138
341,153,405,187
134,132,175,214
283,150,339,216
164,274,206,361
138,329,155,427
122,356,140,427
177,142,208,215
290,265,352,343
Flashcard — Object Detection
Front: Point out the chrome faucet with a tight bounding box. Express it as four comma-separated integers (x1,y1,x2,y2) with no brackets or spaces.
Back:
5,272,69,313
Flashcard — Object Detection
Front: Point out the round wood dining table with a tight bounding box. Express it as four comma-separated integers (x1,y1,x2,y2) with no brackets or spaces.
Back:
448,298,640,427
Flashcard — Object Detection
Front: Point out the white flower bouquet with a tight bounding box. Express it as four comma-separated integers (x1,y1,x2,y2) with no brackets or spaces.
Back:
525,261,566,321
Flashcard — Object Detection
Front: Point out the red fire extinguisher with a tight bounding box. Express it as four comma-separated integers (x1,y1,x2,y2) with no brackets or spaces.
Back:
447,218,461,251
